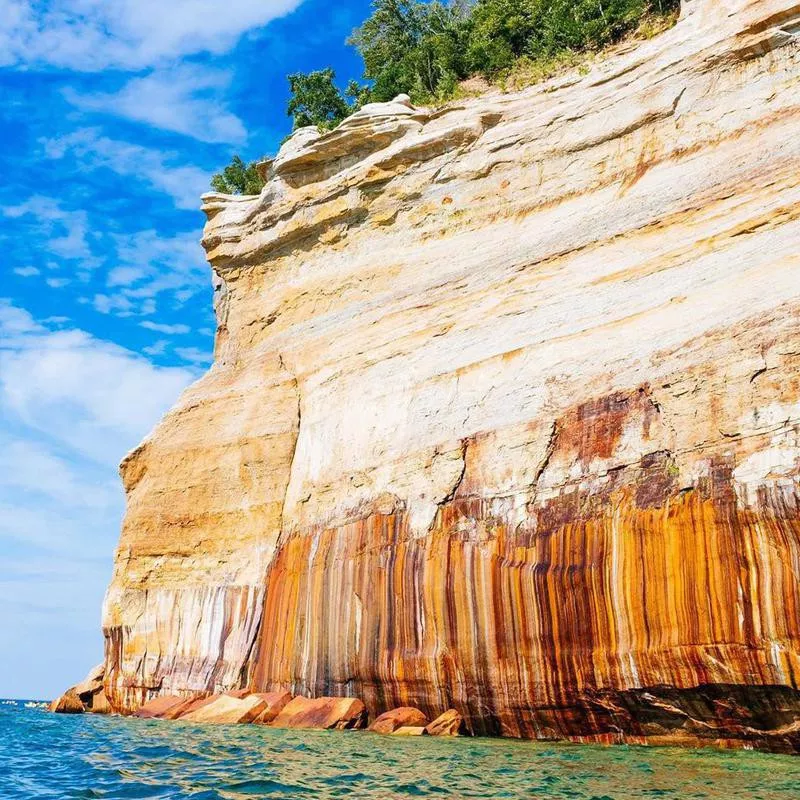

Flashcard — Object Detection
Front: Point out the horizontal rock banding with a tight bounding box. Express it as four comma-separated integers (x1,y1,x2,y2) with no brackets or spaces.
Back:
99,0,800,752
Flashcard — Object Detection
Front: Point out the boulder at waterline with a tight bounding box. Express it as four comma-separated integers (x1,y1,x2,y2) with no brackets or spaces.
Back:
425,710,465,737
179,694,269,724
369,707,428,734
49,689,84,714
269,697,368,730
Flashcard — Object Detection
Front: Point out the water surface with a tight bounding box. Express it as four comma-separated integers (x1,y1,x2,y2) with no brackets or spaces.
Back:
2,700,799,798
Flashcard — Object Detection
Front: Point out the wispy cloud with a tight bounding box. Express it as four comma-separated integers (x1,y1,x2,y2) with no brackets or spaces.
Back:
174,345,213,366
65,65,247,144
140,321,191,335
92,229,209,318
0,0,303,71
3,196,96,263
42,128,210,210
0,299,197,467
0,299,198,698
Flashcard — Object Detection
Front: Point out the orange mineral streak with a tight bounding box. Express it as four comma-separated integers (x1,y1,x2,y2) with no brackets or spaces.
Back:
97,0,800,753
251,473,800,747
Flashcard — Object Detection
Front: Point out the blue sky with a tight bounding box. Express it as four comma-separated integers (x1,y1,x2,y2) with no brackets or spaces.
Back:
0,0,373,700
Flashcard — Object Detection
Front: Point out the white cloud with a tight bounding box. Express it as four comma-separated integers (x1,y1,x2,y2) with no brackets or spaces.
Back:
143,339,170,357
14,266,40,277
46,277,70,288
175,345,213,366
0,299,199,699
3,196,94,262
42,128,210,211
104,229,210,315
85,228,209,318
0,298,197,467
66,65,247,144
0,0,303,71
140,321,191,335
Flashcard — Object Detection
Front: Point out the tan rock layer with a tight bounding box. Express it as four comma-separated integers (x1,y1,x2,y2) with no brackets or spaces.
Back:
101,0,800,752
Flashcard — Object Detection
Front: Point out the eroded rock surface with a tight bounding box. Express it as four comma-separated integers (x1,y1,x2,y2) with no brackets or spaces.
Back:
180,694,269,724
101,0,800,751
269,696,369,730
426,710,465,737
369,707,429,734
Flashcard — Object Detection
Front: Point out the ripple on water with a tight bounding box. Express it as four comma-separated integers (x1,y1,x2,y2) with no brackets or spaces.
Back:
2,704,800,799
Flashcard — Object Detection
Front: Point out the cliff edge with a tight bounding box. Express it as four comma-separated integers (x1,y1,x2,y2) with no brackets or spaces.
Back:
101,0,800,751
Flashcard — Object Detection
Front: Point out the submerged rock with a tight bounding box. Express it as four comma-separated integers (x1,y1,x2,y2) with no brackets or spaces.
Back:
270,697,368,730
369,707,428,734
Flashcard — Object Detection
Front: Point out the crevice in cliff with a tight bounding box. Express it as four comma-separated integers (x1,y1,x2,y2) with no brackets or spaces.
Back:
438,439,470,508
277,353,302,543
530,421,561,498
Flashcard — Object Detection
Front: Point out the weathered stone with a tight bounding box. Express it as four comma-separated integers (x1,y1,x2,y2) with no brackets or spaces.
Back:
133,695,187,719
49,690,84,714
73,663,104,699
179,694,268,724
71,663,109,714
86,688,111,715
252,691,293,724
392,726,427,736
163,695,214,720
100,0,800,752
369,707,428,734
269,697,368,730
425,710,465,737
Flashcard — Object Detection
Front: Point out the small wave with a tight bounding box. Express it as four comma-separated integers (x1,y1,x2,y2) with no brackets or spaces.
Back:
2,707,800,799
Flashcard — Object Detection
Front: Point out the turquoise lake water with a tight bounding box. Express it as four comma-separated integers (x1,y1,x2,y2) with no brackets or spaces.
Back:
2,700,799,799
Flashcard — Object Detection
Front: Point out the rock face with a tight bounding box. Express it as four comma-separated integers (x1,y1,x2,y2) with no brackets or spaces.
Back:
50,664,109,714
269,696,369,730
252,691,292,723
425,710,465,737
101,0,800,751
369,707,428,734
49,689,84,715
180,693,269,724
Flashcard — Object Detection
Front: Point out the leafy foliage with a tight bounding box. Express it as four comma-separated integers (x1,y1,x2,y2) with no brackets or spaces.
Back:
211,0,680,191
349,1,473,102
349,0,680,102
467,0,680,73
287,68,357,131
210,156,264,196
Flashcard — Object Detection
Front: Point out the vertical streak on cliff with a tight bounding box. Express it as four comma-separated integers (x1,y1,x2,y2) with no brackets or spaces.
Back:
103,0,800,751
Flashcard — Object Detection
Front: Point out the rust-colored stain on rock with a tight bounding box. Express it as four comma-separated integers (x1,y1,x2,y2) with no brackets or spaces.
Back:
99,0,800,754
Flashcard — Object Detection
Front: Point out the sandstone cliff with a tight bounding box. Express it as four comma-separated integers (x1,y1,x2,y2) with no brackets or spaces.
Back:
102,0,800,750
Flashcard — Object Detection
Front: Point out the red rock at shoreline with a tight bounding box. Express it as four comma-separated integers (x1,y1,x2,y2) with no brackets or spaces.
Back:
252,691,292,724
392,726,427,736
180,694,269,724
369,707,428,734
133,695,187,719
270,696,368,730
49,689,84,714
425,710,465,737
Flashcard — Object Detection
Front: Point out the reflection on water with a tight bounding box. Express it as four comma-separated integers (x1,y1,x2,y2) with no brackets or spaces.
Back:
2,701,799,799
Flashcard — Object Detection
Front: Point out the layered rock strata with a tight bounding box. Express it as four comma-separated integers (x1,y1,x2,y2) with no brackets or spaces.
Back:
102,0,800,751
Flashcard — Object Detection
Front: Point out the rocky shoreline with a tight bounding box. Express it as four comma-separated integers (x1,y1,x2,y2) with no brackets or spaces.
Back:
50,665,465,737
